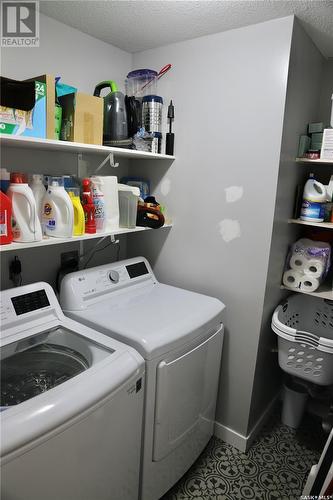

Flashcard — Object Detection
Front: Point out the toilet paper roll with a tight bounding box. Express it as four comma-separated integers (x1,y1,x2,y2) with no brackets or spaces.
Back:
303,259,325,278
289,253,308,271
283,270,302,289
299,275,321,293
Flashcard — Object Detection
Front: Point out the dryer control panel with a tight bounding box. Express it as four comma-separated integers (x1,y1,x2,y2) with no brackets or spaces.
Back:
60,257,156,311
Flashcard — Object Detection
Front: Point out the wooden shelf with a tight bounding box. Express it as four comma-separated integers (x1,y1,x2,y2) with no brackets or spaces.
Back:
0,224,172,252
281,283,333,300
296,157,333,165
0,134,175,161
288,219,333,229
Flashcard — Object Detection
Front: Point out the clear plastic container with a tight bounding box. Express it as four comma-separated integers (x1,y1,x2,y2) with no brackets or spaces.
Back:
125,69,158,98
118,184,140,228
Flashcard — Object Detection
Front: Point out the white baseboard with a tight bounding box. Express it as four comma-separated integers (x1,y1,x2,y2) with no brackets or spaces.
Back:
214,392,281,452
214,421,248,451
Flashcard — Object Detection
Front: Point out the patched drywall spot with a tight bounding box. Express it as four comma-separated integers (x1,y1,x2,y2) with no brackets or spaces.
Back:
225,186,243,203
160,178,171,196
218,219,241,243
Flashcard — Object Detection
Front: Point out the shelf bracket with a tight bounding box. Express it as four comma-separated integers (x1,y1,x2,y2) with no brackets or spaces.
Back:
95,153,119,172
110,234,119,244
77,153,89,179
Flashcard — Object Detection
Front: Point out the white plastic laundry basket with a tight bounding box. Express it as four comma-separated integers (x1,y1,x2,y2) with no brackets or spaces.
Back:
272,294,333,385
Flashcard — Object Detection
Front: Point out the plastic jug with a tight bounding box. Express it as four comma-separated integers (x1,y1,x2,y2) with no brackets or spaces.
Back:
7,173,42,242
118,184,140,229
67,188,85,236
90,176,119,231
42,177,74,238
90,178,106,233
0,191,13,245
300,173,327,222
30,174,46,223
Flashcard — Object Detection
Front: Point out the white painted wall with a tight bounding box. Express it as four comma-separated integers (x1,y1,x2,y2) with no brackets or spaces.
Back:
1,12,132,93
247,20,325,432
129,16,295,437
319,58,333,126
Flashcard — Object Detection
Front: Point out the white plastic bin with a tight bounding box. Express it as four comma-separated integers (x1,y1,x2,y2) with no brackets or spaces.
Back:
118,184,140,229
281,379,308,428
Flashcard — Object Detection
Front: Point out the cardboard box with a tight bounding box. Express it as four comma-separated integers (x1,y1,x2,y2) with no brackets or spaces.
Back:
59,92,103,145
25,74,55,139
0,74,56,139
0,77,47,138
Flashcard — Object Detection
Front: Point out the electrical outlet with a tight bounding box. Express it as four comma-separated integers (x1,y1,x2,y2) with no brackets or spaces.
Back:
61,251,79,267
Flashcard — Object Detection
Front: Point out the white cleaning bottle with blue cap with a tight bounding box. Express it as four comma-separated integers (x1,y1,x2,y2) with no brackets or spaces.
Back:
42,177,74,237
300,173,326,222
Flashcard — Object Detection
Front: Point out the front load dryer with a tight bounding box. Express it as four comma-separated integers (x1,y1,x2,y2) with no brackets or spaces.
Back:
60,257,225,500
0,282,145,500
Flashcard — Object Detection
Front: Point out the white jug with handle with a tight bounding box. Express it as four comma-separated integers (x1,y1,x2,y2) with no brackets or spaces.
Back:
42,177,74,238
7,172,43,242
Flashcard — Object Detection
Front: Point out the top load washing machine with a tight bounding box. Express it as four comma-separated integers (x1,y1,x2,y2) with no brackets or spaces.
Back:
60,257,225,500
0,282,145,500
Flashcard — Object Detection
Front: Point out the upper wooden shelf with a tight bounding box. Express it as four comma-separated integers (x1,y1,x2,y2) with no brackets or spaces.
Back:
0,134,175,161
296,157,333,165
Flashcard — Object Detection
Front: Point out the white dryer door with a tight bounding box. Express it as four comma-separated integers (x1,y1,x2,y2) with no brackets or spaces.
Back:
153,325,223,462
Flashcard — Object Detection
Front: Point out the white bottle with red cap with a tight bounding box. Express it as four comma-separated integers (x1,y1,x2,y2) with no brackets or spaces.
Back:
7,172,43,242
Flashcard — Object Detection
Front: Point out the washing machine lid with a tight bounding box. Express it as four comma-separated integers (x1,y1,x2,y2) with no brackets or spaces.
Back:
65,281,224,360
0,283,144,458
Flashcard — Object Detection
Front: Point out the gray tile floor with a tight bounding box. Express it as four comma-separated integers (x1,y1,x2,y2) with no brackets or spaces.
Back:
162,410,326,500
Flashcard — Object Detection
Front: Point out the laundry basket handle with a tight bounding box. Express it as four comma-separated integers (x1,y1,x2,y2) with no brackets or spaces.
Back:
295,330,319,348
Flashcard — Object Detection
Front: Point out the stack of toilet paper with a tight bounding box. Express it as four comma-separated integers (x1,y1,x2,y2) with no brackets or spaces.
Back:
283,238,331,292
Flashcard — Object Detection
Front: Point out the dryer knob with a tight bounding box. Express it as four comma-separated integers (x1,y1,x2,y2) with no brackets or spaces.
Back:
108,270,119,283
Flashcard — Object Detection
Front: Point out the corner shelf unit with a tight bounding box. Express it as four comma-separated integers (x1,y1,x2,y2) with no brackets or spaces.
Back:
281,157,333,300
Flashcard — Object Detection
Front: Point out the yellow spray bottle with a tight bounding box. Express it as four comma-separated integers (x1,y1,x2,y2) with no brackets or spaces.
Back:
68,188,85,236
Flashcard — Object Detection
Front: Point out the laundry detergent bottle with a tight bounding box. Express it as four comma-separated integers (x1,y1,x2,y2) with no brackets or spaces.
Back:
300,173,327,222
0,191,13,245
68,188,85,236
42,177,74,238
7,173,42,242
30,174,46,223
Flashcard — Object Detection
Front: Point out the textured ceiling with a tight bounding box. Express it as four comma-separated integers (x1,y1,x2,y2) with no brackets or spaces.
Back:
40,0,333,57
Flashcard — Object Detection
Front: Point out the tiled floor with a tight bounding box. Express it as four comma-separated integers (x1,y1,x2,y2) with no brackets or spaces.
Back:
162,410,327,500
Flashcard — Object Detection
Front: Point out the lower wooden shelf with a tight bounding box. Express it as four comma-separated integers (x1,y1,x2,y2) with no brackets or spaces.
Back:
0,224,172,252
288,219,333,229
281,283,333,300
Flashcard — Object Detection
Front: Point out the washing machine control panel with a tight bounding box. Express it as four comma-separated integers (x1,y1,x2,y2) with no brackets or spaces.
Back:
1,284,55,327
